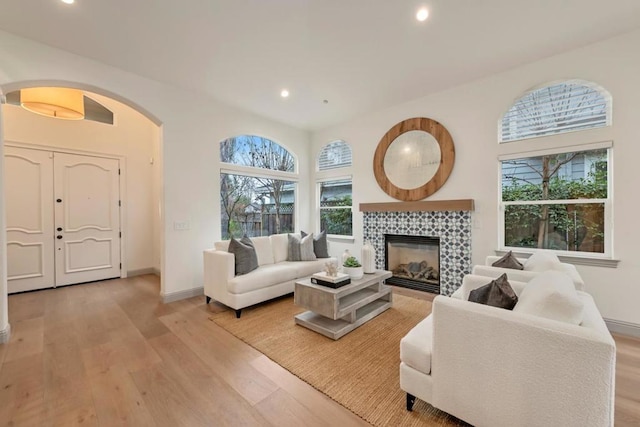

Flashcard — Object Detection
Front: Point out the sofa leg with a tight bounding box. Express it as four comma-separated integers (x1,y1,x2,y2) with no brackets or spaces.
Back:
235,309,242,319
406,393,416,411
205,296,211,304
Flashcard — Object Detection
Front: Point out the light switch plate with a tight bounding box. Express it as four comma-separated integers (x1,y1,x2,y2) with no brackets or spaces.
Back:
174,221,190,230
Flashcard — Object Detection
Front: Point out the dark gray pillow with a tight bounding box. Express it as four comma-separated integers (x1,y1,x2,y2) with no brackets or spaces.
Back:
301,230,329,258
492,251,524,270
468,274,518,310
228,236,258,275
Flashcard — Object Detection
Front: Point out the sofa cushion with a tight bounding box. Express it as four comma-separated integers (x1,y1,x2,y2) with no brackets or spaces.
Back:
281,259,328,278
214,240,230,251
468,274,518,310
228,236,258,275
523,251,561,272
288,233,317,261
227,263,298,294
513,271,584,325
491,251,524,270
301,230,330,258
251,236,274,266
270,234,291,263
400,315,433,375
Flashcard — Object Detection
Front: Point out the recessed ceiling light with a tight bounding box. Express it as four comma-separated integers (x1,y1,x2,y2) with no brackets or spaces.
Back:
61,0,75,4
416,8,429,22
280,89,289,98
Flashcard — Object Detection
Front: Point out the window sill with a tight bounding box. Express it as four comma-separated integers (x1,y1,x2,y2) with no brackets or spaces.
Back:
328,235,355,244
495,249,620,268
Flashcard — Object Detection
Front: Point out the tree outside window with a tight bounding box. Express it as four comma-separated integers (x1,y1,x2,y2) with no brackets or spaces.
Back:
319,179,352,236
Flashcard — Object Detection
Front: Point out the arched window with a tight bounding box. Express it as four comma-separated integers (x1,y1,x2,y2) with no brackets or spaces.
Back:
317,140,352,171
316,140,353,237
220,135,297,239
498,80,612,257
500,80,611,143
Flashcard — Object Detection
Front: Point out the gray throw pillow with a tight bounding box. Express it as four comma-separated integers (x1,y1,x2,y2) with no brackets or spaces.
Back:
287,234,302,261
228,236,258,275
301,230,329,258
299,233,317,261
492,251,524,270
468,274,518,310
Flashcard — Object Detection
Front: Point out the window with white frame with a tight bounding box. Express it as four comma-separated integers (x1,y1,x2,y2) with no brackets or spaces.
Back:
220,135,297,239
317,141,352,237
499,80,612,256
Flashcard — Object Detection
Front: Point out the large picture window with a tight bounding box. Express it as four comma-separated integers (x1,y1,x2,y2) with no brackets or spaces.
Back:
317,141,353,237
500,147,609,254
220,135,297,239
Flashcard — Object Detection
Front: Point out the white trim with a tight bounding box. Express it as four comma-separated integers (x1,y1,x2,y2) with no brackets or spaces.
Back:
161,286,203,303
220,164,298,182
0,324,10,344
498,140,613,161
604,318,640,338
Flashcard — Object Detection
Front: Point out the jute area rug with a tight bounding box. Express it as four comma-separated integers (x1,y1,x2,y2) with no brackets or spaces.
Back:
209,293,468,426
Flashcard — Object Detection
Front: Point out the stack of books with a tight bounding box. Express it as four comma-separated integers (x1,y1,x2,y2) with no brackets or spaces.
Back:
310,272,351,289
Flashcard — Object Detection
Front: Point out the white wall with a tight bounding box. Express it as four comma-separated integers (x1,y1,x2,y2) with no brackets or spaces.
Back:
3,92,159,274
311,29,640,326
0,28,311,318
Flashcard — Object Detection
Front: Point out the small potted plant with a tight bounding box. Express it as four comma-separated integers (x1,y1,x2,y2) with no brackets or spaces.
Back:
343,256,364,280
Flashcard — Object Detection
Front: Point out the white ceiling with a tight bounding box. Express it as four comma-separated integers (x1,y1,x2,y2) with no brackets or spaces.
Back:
2,0,640,131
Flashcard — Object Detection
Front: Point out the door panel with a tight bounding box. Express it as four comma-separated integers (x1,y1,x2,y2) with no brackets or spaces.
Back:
54,152,121,286
5,147,55,293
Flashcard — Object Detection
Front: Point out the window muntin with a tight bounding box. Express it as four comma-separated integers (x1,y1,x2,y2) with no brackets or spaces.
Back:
319,179,352,236
500,81,611,143
318,140,352,171
500,148,609,254
220,135,297,239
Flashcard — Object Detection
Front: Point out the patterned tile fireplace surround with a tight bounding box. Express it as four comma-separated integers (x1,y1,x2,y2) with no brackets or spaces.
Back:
361,201,474,296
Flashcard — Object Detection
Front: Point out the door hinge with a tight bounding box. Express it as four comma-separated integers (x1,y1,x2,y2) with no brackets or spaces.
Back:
119,231,122,238
119,263,122,269
118,200,121,207
118,169,121,175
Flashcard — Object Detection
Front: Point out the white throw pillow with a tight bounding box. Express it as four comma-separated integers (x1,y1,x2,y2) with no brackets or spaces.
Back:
523,251,561,272
513,271,584,325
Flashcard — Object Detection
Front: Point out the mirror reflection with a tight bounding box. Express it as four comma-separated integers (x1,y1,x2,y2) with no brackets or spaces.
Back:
383,130,441,189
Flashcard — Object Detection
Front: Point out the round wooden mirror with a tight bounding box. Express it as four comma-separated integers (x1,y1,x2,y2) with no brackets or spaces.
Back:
373,117,455,201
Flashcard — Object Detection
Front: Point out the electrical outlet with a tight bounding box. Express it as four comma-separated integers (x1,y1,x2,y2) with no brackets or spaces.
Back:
174,221,190,231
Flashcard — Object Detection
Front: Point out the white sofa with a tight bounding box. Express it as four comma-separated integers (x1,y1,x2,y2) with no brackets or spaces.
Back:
203,234,336,317
400,273,616,427
472,254,585,291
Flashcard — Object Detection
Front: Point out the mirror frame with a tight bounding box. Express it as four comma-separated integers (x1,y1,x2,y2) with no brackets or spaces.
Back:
373,117,455,201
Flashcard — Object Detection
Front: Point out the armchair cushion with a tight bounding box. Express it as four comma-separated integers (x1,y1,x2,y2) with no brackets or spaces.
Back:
513,271,584,325
491,250,524,270
523,251,561,272
400,315,433,374
468,273,518,310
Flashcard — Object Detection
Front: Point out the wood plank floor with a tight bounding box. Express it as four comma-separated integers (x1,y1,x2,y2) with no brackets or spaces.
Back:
0,275,638,426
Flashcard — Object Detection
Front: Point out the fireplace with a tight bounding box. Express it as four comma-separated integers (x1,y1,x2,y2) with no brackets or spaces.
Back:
384,234,440,294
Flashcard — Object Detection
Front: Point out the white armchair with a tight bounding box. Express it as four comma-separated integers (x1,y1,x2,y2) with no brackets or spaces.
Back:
399,274,616,427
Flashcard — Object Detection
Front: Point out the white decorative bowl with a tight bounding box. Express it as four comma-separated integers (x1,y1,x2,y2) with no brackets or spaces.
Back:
343,266,364,280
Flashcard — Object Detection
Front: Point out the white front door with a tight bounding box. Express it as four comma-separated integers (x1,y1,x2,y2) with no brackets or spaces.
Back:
54,152,121,286
5,147,55,293
5,147,121,292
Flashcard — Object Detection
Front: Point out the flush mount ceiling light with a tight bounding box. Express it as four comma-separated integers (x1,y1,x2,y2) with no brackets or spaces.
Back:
416,8,429,22
280,89,290,98
61,0,75,4
20,87,85,120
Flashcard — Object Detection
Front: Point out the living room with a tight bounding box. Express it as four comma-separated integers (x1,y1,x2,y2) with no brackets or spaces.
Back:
1,1,640,425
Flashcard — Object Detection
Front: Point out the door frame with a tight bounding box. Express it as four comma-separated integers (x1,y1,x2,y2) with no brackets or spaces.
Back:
5,140,128,279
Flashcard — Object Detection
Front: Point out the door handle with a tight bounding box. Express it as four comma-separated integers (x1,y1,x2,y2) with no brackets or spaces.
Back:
56,227,62,232
56,199,62,203
56,235,63,239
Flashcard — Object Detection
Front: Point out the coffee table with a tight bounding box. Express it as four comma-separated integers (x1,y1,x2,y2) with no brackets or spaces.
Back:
294,270,393,340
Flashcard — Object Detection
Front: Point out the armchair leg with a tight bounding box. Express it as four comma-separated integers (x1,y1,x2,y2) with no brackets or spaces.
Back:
235,309,242,318
406,393,416,411
205,296,211,304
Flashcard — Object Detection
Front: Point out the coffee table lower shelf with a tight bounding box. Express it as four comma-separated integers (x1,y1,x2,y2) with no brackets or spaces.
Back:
295,298,391,340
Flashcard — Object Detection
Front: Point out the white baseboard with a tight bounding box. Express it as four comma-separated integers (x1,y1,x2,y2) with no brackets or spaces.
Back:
0,324,11,344
605,318,640,338
127,268,160,277
161,286,204,304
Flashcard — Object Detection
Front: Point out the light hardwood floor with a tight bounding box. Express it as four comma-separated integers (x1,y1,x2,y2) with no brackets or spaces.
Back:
0,275,638,426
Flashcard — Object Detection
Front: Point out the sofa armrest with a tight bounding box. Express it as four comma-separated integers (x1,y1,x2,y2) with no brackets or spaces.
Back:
430,296,615,427
203,249,234,298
